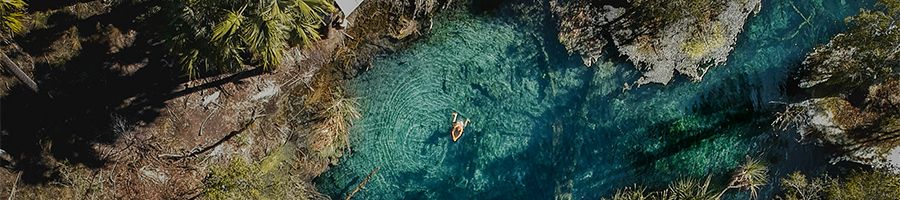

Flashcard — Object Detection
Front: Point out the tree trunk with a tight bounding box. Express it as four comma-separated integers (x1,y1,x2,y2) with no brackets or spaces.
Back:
0,52,38,92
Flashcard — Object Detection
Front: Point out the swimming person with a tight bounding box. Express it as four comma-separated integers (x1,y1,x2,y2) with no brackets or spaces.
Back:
450,112,470,142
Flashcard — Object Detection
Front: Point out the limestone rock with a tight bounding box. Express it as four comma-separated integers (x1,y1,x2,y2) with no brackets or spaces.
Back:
551,0,761,85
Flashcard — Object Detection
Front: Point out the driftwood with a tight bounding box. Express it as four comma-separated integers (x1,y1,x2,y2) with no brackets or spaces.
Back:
345,166,381,200
0,52,38,92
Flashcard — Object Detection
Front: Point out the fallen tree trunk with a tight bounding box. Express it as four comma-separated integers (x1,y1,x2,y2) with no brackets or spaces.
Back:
0,52,38,92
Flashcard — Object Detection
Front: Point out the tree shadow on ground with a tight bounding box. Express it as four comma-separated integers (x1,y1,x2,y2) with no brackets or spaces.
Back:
0,1,262,184
27,0,99,12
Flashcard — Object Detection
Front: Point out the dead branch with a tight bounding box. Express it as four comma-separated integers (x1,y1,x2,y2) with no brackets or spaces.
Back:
159,114,262,160
8,171,21,200
197,106,220,136
0,52,38,92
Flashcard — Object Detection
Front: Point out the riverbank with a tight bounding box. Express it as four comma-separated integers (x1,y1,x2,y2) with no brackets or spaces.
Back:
316,0,878,199
0,0,894,199
0,0,444,198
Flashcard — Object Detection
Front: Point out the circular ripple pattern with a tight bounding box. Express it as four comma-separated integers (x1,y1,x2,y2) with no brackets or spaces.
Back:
317,1,872,199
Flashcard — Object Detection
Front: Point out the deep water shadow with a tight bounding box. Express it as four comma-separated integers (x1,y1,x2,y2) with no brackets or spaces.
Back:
470,0,504,14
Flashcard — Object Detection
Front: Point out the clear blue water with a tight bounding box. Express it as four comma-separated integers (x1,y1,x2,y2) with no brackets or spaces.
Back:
316,0,871,199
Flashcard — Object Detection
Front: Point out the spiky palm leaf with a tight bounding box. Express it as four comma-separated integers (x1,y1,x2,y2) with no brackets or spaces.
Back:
285,0,334,46
664,176,718,200
0,0,26,39
163,0,334,77
729,157,768,199
609,185,653,200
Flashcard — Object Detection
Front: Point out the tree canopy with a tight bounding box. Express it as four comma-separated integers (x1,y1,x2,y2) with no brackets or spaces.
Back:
162,0,334,77
0,0,26,39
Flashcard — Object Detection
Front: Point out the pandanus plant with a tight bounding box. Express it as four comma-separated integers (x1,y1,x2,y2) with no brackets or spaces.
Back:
607,157,768,200
718,156,768,199
664,176,719,200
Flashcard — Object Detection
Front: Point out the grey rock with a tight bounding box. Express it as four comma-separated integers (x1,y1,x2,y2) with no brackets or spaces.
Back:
552,0,761,85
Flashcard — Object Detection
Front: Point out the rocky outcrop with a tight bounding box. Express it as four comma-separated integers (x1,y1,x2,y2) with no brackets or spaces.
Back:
551,0,761,85
551,3,622,68
774,0,900,169
775,93,900,169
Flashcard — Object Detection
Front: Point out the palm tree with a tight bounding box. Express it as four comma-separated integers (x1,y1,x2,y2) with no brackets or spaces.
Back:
718,156,768,199
164,0,334,77
0,0,37,92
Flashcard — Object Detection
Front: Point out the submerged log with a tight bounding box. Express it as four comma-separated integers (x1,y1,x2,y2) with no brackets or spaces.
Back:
345,166,381,200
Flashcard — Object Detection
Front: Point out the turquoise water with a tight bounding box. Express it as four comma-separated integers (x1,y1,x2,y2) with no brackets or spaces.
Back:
317,0,871,199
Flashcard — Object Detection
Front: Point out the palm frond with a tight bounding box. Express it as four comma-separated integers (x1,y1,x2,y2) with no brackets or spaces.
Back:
2,13,24,33
730,157,769,199
665,176,718,200
0,0,26,13
211,8,245,42
0,0,26,38
289,0,334,21
609,185,652,200
163,0,333,76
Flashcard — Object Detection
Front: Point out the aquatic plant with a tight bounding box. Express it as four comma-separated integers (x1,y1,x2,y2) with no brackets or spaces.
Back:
161,0,334,77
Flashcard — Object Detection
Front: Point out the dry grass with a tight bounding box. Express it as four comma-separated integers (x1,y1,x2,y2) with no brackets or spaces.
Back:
684,23,725,59
37,26,82,66
8,164,114,200
308,88,361,164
